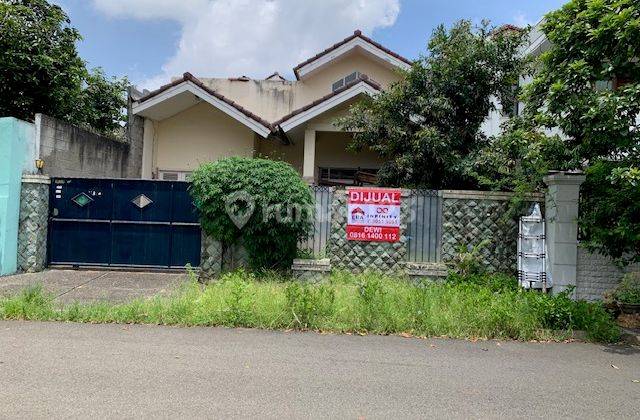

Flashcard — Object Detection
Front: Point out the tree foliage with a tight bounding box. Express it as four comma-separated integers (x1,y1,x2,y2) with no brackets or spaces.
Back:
339,20,528,189
474,0,640,263
189,157,313,270
0,0,127,134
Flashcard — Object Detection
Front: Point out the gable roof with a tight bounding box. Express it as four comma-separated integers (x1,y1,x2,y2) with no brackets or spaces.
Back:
265,71,287,81
133,73,273,137
293,30,412,80
274,75,381,132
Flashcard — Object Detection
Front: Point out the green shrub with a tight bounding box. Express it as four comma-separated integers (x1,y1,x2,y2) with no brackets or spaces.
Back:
190,157,313,270
607,272,640,305
451,239,491,276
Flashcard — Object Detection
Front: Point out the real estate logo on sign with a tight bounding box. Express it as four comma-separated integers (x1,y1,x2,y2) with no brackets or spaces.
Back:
346,187,401,242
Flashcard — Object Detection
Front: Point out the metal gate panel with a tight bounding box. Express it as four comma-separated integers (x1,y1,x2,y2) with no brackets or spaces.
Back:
299,186,333,257
406,190,443,263
48,178,201,269
48,220,111,265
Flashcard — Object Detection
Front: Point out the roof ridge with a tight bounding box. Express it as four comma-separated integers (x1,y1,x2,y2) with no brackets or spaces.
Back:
292,30,412,80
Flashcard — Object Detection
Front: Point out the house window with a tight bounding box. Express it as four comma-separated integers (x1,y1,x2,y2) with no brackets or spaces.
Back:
158,170,192,181
332,78,345,92
332,71,361,92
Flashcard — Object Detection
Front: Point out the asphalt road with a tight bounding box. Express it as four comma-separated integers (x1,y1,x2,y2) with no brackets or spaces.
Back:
0,321,638,419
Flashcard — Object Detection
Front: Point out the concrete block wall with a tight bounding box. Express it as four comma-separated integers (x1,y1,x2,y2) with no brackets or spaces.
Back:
576,247,640,301
35,114,142,179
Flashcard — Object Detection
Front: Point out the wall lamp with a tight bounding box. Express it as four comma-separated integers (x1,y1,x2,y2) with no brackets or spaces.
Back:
35,158,45,174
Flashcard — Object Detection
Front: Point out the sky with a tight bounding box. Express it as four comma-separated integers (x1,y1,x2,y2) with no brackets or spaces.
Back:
53,0,567,89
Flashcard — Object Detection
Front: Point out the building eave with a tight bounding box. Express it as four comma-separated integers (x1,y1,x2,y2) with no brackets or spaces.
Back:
274,77,381,132
133,73,273,138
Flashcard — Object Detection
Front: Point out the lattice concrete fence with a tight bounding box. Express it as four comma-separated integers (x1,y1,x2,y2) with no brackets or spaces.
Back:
17,175,50,273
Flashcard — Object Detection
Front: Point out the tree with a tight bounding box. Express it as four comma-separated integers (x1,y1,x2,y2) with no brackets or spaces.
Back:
71,68,129,134
0,0,127,134
473,0,640,263
339,21,528,189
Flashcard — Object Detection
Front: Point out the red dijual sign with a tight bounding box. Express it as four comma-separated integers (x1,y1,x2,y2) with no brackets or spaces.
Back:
346,187,401,242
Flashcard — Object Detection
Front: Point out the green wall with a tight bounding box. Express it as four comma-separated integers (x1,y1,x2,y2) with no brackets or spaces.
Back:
0,117,34,275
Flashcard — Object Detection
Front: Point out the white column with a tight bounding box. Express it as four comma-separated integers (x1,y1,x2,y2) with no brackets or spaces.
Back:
141,118,155,179
303,128,316,183
543,171,586,296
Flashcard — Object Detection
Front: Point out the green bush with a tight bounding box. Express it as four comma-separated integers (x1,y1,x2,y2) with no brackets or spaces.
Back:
450,239,491,276
607,272,640,305
190,157,313,270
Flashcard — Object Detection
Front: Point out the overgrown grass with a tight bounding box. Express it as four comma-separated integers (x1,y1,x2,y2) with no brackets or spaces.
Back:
0,271,621,343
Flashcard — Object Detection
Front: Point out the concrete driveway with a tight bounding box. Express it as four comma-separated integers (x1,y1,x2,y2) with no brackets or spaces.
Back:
0,269,188,303
0,321,639,418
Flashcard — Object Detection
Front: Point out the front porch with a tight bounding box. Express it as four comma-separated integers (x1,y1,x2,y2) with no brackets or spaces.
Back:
301,127,382,186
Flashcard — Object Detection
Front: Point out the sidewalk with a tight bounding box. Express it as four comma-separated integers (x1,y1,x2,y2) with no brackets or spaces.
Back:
0,269,188,303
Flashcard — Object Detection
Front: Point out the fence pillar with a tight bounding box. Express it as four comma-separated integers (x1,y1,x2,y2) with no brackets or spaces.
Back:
17,175,50,273
199,232,223,281
543,171,586,296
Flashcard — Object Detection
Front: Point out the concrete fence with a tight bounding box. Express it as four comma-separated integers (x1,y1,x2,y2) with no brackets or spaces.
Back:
6,169,638,301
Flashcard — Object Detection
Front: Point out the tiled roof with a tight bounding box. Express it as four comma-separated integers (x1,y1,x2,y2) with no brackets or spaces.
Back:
137,72,273,130
273,75,381,126
491,24,524,35
265,71,287,81
292,29,412,80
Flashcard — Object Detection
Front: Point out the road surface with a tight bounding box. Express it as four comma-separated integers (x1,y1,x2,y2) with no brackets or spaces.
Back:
0,321,638,418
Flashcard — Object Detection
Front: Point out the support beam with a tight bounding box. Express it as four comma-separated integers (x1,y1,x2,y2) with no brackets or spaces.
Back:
303,128,316,184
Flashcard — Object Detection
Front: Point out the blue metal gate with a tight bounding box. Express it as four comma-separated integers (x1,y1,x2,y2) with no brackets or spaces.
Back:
48,178,201,269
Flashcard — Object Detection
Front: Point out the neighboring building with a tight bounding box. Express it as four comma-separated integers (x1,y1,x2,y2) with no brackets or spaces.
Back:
480,21,551,138
130,30,411,185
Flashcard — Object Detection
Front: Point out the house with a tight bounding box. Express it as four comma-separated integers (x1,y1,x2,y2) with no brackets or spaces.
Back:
131,25,554,184
130,30,412,185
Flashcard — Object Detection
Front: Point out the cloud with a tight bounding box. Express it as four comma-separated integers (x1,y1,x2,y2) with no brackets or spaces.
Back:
92,0,401,89
512,12,533,27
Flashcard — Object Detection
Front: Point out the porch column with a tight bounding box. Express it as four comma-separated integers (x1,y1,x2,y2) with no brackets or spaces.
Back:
303,128,316,183
543,171,586,296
